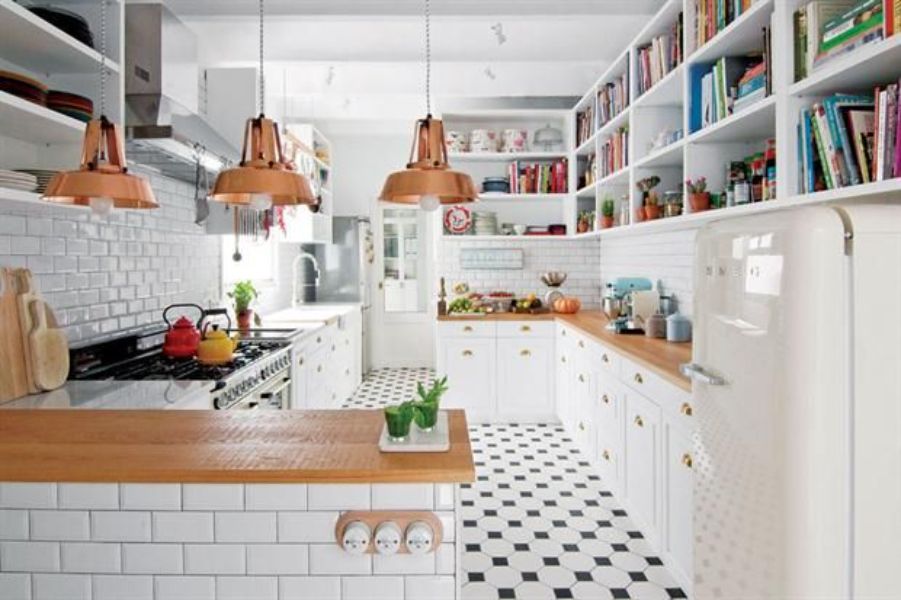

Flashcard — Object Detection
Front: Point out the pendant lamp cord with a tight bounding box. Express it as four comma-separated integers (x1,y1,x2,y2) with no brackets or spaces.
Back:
425,0,431,116
259,0,265,115
99,0,107,159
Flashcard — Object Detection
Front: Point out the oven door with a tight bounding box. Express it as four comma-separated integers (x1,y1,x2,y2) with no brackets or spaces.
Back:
231,371,292,410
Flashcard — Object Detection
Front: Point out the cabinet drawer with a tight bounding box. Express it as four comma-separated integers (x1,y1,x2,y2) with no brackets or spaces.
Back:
497,321,555,339
437,321,497,338
590,343,621,376
595,374,623,437
597,440,622,494
621,357,688,411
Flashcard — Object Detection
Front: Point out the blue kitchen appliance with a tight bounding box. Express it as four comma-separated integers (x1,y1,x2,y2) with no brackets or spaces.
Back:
601,277,654,333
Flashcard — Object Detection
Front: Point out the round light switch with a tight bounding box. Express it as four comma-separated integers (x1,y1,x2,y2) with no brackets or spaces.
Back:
340,521,371,555
405,520,434,555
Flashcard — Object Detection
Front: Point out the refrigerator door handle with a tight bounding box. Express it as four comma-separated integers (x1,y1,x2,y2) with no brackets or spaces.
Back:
680,363,727,386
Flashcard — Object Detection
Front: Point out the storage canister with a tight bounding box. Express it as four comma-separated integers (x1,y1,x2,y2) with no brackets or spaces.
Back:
666,313,692,342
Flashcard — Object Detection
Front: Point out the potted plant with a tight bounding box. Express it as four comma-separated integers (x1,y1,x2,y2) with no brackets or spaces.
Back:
227,280,262,333
686,177,711,212
643,191,661,220
577,210,594,233
413,376,448,432
600,197,615,228
636,175,661,221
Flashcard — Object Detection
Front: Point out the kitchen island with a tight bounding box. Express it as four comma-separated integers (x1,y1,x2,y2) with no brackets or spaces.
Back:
0,410,473,600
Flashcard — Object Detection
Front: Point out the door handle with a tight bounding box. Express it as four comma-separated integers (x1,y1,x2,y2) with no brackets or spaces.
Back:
680,363,726,386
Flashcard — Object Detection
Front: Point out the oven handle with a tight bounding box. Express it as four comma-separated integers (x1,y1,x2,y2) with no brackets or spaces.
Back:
258,376,292,400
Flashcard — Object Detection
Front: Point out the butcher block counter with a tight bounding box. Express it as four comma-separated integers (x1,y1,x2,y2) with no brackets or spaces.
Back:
438,309,692,391
0,409,475,483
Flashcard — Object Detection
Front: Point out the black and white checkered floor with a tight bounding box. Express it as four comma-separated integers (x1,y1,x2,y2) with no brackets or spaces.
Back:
344,369,687,600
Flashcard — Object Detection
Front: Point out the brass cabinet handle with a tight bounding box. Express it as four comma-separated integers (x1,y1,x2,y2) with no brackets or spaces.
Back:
578,340,585,348
317,365,322,373
682,453,693,469
298,356,304,366
601,394,610,404
463,325,473,332
578,422,585,431
561,356,567,363
634,415,644,427
331,344,336,351
520,325,531,332
602,353,609,363
634,373,643,384
602,449,610,461
345,339,350,345
345,368,350,375
317,336,322,343
578,374,585,383
561,330,567,337
680,402,693,417
462,350,473,357
520,349,531,357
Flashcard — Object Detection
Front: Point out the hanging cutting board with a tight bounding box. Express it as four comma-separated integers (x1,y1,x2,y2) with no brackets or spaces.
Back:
28,298,69,391
0,268,28,403
16,269,39,394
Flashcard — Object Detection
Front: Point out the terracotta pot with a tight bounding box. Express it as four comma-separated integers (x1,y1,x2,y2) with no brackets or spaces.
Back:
643,205,661,220
236,310,253,333
634,209,646,223
577,220,590,233
600,216,615,229
690,192,711,212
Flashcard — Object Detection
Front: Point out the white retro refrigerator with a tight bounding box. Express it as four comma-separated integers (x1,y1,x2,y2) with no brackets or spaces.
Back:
685,205,901,599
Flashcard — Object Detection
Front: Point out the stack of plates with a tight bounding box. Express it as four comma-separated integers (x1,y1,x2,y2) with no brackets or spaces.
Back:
29,6,94,48
15,169,57,193
0,70,48,106
473,211,498,236
0,170,38,192
47,90,93,122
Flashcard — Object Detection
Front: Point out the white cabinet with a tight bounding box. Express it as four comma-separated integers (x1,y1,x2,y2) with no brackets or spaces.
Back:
438,337,496,423
663,421,693,586
595,373,624,495
624,390,662,547
497,337,555,421
289,309,363,410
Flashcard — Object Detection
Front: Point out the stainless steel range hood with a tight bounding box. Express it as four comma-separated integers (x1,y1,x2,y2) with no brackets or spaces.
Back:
124,3,237,182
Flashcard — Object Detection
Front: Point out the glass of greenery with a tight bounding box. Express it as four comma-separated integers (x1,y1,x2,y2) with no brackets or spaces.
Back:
384,401,415,442
412,376,448,432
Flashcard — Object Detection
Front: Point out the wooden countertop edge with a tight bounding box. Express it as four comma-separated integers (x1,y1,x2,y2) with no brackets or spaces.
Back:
438,311,692,392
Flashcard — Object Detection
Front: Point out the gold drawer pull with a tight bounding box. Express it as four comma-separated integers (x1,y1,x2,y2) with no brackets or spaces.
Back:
317,336,322,343
601,394,610,404
578,422,585,431
680,402,693,417
634,373,643,384
520,325,531,332
578,374,585,383
682,453,693,469
331,344,336,351
317,365,322,373
345,339,350,345
561,330,567,337
634,415,644,427
463,325,473,332
561,356,567,363
345,368,350,375
602,353,609,363
602,450,610,461
298,357,304,366
462,350,473,357
520,349,531,357
578,340,585,348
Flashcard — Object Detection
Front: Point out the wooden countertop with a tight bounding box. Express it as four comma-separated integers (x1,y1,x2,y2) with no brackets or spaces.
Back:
0,410,475,484
439,310,692,392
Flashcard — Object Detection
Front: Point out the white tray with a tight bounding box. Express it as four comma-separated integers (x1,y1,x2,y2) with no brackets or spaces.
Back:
378,411,450,453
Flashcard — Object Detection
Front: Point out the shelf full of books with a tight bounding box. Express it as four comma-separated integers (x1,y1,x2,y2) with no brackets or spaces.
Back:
506,158,569,195
598,69,629,131
637,12,684,97
598,128,629,180
695,0,763,48
794,0,899,82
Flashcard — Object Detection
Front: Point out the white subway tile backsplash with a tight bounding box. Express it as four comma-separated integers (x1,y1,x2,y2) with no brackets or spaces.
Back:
245,485,306,511
61,543,121,574
246,545,308,575
435,484,455,511
182,485,244,511
278,576,340,600
405,575,456,600
371,484,433,510
1,542,60,572
122,544,183,574
152,512,213,543
91,512,151,542
153,576,215,600
30,512,89,541
437,512,455,543
91,575,152,600
215,576,277,600
214,513,276,543
306,485,369,511
308,545,371,576
277,512,337,544
121,485,181,511
183,545,245,575
0,573,30,600
0,484,56,509
0,510,28,540
436,542,455,575
32,574,90,600
373,551,435,575
58,484,118,510
342,576,403,600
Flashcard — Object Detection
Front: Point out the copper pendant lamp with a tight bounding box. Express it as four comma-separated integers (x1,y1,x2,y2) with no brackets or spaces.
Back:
43,0,156,214
379,0,477,210
209,0,315,210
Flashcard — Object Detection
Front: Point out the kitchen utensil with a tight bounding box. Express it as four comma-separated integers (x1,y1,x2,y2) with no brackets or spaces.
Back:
659,294,677,316
545,289,564,309
27,299,69,391
501,129,528,153
162,303,204,359
666,313,692,342
193,149,210,225
0,268,29,403
15,269,39,394
232,209,242,262
540,272,567,287
645,313,667,338
197,324,239,366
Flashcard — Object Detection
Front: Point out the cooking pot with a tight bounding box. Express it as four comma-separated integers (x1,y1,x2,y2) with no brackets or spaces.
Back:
162,304,204,358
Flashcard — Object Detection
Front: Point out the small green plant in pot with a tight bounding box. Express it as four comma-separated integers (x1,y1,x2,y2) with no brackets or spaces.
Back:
413,376,448,432
601,196,615,228
227,280,262,333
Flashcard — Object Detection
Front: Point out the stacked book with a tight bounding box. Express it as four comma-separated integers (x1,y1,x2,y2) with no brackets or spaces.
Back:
794,0,895,80
636,13,684,96
695,0,759,47
507,159,569,194
691,53,766,131
597,128,629,179
597,70,629,128
576,103,595,148
797,83,900,193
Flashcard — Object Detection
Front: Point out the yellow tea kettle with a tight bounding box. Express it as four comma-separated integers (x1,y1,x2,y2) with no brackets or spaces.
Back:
197,309,240,366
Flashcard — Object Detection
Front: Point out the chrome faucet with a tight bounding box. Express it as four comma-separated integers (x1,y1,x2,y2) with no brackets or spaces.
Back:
292,251,321,306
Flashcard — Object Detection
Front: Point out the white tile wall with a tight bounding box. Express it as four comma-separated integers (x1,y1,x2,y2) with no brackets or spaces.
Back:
0,168,222,344
437,238,602,308
0,482,460,600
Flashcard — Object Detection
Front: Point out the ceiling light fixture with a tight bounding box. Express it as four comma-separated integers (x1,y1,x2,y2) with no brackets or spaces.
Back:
43,0,157,215
379,0,476,211
209,0,315,210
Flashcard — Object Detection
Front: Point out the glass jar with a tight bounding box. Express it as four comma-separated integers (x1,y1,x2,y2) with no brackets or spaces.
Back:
663,191,683,218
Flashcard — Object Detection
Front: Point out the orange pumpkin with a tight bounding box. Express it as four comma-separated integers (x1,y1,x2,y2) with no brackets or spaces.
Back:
553,297,581,314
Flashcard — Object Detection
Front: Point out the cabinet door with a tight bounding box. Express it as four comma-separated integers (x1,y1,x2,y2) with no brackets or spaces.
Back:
663,421,693,589
437,337,496,423
555,329,572,427
570,358,594,455
595,373,623,493
291,347,309,409
497,337,554,422
624,391,662,545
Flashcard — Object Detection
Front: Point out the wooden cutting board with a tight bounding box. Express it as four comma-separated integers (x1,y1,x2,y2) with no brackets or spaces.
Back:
28,298,69,391
16,269,39,394
0,267,28,403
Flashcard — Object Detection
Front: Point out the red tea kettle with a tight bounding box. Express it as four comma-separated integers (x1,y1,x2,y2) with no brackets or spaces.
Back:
162,304,204,359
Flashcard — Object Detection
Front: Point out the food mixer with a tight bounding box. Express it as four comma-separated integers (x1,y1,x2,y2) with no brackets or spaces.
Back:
601,277,654,333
